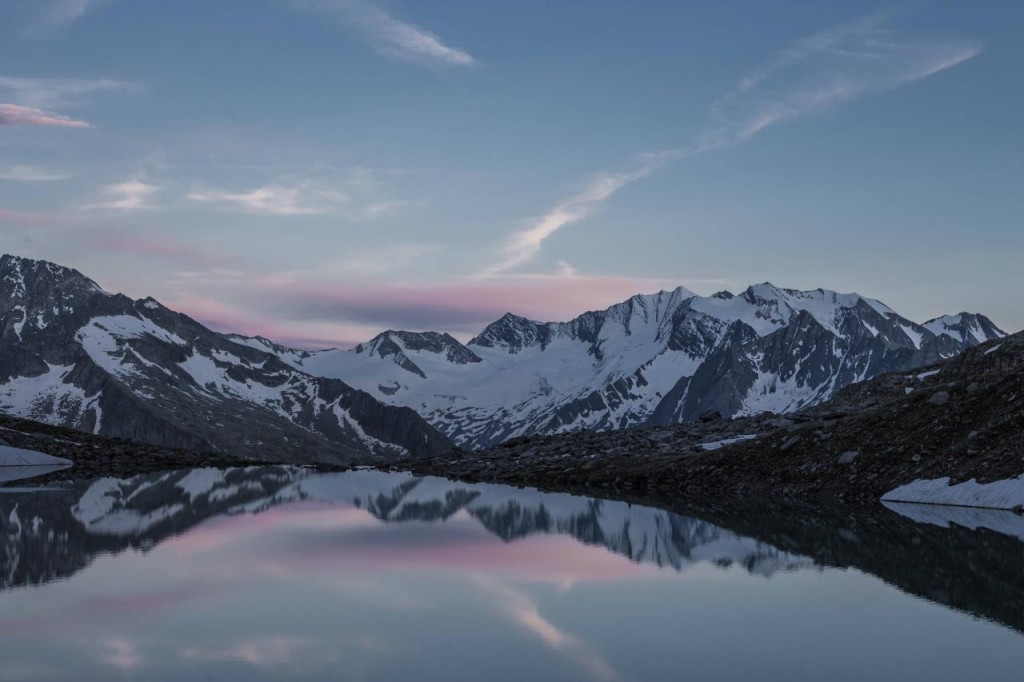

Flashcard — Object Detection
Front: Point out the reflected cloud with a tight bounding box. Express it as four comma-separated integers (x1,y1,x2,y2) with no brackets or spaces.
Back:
478,578,620,682
97,638,143,671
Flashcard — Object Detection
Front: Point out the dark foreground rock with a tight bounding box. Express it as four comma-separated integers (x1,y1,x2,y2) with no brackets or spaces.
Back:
402,332,1024,506
0,413,345,484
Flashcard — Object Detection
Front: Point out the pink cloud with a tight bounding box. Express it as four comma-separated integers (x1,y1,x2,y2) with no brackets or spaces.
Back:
80,581,214,616
0,207,49,225
0,103,91,128
160,272,723,350
238,274,712,335
96,234,216,267
165,291,376,350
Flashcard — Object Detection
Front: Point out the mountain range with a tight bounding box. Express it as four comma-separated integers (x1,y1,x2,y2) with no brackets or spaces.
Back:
0,254,1006,457
256,283,1005,448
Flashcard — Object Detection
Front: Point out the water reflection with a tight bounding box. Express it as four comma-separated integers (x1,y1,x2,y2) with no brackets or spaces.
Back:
0,467,1023,681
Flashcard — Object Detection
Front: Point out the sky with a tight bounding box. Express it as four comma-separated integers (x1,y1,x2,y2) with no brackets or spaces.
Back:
1,0,1021,348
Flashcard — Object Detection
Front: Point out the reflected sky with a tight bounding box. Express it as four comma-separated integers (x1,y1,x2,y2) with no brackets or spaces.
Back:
1,468,1023,681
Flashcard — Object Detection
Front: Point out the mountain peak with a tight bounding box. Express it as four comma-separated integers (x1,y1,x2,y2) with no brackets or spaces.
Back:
1,255,109,339
923,312,1007,345
358,330,482,365
1,254,105,296
468,312,549,353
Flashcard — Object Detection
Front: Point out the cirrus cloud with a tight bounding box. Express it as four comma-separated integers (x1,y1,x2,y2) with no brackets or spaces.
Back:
482,14,982,276
188,180,348,216
0,165,73,181
296,0,477,68
0,103,91,128
86,179,160,210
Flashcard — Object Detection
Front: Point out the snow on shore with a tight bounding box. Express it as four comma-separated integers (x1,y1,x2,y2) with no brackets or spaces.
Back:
882,475,1024,511
0,445,71,468
0,445,71,484
883,501,1024,543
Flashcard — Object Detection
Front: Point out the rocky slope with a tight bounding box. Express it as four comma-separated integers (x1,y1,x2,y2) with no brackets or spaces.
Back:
264,284,1004,448
404,330,1024,507
0,255,451,464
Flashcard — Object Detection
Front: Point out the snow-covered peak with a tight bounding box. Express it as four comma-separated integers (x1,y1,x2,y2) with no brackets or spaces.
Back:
923,313,1007,345
0,255,112,341
718,283,894,337
0,254,106,297
356,330,481,366
468,313,549,353
227,334,318,365
602,286,695,329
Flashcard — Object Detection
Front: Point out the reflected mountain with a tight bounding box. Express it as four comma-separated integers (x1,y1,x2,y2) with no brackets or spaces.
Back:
2,467,1024,637
0,468,812,592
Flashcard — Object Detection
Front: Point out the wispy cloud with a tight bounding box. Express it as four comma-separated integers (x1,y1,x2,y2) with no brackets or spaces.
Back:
18,0,116,28
42,0,94,26
0,76,130,110
707,13,983,146
95,233,218,267
297,0,477,67
483,14,982,276
0,166,73,182
0,103,91,128
0,75,131,129
86,179,160,210
188,173,409,219
480,151,681,277
188,180,349,216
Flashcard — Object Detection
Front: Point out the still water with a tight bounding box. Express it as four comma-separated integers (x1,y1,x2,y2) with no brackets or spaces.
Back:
1,466,1023,681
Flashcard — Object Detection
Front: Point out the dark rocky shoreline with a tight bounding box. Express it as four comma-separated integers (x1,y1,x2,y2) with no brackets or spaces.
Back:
0,414,348,484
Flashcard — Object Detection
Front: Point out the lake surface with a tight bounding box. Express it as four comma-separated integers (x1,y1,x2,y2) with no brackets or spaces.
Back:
1,467,1023,681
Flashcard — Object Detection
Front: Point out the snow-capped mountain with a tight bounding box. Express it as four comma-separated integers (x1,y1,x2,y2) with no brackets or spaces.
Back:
922,313,1006,346
268,284,1006,448
0,255,451,463
0,467,814,591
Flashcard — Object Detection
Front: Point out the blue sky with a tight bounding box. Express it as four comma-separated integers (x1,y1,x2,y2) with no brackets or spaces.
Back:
1,0,1021,347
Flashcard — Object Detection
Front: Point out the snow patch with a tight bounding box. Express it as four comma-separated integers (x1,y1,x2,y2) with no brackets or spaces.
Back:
882,475,1024,511
0,445,71,467
883,501,1024,543
701,435,757,451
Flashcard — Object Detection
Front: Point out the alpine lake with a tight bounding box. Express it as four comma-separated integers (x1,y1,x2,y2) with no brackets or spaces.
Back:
1,465,1023,681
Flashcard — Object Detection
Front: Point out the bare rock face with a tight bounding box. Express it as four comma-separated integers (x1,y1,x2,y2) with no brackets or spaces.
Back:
0,255,451,464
